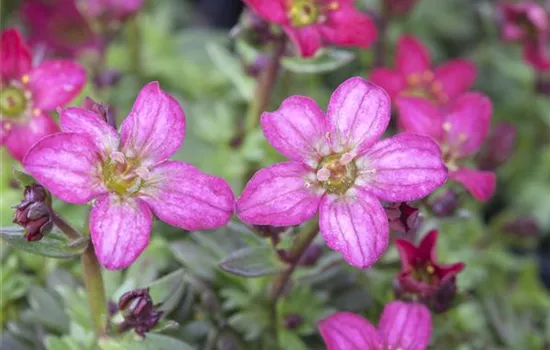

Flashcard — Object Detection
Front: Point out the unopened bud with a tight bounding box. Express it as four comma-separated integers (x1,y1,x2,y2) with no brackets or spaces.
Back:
118,288,163,336
81,97,116,129
298,244,323,267
13,184,53,241
93,69,121,89
386,202,421,234
477,122,516,171
504,216,540,237
283,313,303,329
431,190,458,217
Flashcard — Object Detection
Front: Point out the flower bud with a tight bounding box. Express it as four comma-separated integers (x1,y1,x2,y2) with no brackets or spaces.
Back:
93,69,122,89
536,76,550,95
81,97,117,129
298,243,323,267
118,288,163,336
384,0,418,15
477,122,517,171
283,313,304,329
13,184,53,241
430,190,458,217
385,202,421,234
504,216,540,237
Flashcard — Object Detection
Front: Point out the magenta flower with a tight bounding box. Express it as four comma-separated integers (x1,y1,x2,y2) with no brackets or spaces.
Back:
500,1,550,71
0,28,86,161
23,82,235,270
396,92,496,201
236,77,447,268
242,0,377,57
370,35,477,105
318,301,432,350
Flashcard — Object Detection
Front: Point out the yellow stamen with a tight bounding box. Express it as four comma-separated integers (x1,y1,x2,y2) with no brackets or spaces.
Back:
21,74,30,84
33,108,41,116
407,73,421,86
442,122,452,132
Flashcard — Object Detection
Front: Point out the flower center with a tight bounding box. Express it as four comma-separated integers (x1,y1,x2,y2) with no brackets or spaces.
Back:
403,70,448,105
412,263,439,285
0,86,28,118
287,0,339,27
316,153,357,195
440,122,468,171
101,152,148,197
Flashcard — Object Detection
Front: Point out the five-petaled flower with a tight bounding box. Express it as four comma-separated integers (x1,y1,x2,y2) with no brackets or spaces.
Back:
396,92,496,201
236,77,447,268
242,0,377,57
0,28,86,161
394,230,465,313
370,35,477,105
500,1,550,71
23,82,235,270
318,300,432,350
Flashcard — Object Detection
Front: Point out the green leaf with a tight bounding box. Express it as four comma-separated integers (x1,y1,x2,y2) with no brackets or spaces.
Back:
281,49,354,74
99,333,195,350
147,269,187,314
219,246,281,277
0,227,88,259
23,286,69,333
151,320,179,333
12,169,36,186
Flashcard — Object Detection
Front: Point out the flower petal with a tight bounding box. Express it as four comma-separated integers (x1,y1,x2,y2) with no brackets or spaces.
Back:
0,28,32,81
90,195,152,270
242,0,288,24
450,167,496,202
434,59,477,99
120,82,185,166
321,8,377,49
318,312,382,350
28,60,87,111
396,35,431,76
395,96,442,140
369,68,407,99
523,39,550,72
378,301,432,350
356,132,447,202
319,191,389,268
23,132,106,203
326,77,391,155
139,160,234,231
4,111,59,161
60,107,119,154
284,26,323,58
236,161,322,226
261,96,329,167
395,238,418,269
443,92,492,158
417,229,438,261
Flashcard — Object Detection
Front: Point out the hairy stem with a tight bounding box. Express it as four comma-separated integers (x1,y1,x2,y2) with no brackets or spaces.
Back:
82,243,108,338
52,213,82,240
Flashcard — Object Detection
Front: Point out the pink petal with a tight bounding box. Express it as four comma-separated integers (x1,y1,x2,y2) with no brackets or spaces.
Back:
90,195,152,270
369,68,407,99
417,229,438,261
0,28,32,81
28,60,87,111
23,132,106,204
321,8,377,49
326,77,391,155
356,132,447,202
319,191,389,268
396,35,431,76
395,238,418,269
378,301,432,350
60,107,119,154
502,23,525,41
4,111,59,161
523,39,550,72
434,59,477,99
450,167,496,202
261,96,329,167
241,0,288,24
139,160,234,231
395,96,442,140
318,312,382,350
443,92,492,158
284,26,323,58
120,82,185,166
236,161,322,226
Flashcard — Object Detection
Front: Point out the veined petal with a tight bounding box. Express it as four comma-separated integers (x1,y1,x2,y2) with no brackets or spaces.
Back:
23,132,106,204
0,28,32,81
321,8,377,49
261,96,329,167
28,60,87,111
4,111,59,161
120,82,185,166
369,68,407,99
378,301,432,350
356,133,447,202
284,26,323,58
90,195,152,270
450,167,496,202
139,161,234,231
396,35,431,76
318,312,382,350
395,96,442,140
241,0,288,24
326,77,390,155
319,191,389,268
434,59,477,99
60,107,119,154
444,92,492,158
236,161,322,226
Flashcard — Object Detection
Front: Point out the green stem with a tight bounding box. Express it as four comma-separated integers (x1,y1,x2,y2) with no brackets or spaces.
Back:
126,16,142,74
52,213,82,240
82,243,108,338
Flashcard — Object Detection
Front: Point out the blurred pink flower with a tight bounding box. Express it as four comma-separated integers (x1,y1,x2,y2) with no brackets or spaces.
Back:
236,77,447,268
318,300,432,350
23,82,235,270
500,1,550,71
0,28,86,161
370,35,477,105
396,92,496,201
242,0,377,57
384,0,418,15
81,0,144,21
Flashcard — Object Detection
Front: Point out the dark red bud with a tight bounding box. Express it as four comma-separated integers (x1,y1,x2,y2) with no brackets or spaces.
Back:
118,288,163,336
536,76,550,95
477,122,517,171
431,190,458,217
13,185,53,242
283,313,303,329
93,69,121,89
384,0,418,15
504,216,540,237
386,202,421,234
298,244,323,267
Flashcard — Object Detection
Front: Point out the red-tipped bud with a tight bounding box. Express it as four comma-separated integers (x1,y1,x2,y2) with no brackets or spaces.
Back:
13,184,53,241
477,122,517,171
118,288,163,336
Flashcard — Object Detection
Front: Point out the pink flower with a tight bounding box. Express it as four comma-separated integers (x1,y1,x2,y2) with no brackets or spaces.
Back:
395,92,496,202
23,82,235,270
318,300,432,350
500,1,550,71
0,28,86,161
81,0,144,21
370,35,477,105
236,77,447,268
242,0,377,57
